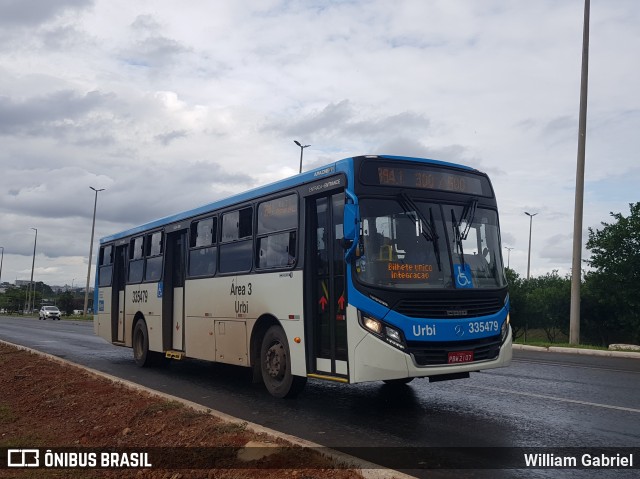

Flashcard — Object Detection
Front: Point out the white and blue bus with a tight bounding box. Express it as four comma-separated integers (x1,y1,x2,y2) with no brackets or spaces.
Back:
94,155,511,398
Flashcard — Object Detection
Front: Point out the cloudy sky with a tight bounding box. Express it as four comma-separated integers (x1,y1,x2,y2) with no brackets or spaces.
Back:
1,0,638,288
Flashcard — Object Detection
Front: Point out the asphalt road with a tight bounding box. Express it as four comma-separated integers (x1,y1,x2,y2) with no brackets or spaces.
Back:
1,316,638,478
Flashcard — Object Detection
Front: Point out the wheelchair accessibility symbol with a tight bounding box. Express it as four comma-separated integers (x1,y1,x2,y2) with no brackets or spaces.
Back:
454,264,473,289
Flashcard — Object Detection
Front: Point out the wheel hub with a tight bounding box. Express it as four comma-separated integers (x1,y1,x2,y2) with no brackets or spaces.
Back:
265,343,285,379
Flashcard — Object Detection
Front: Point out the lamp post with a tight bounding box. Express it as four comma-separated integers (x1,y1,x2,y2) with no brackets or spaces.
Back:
570,0,591,346
84,187,105,316
504,246,513,269
28,228,38,313
524,212,537,280
0,246,4,285
294,140,310,173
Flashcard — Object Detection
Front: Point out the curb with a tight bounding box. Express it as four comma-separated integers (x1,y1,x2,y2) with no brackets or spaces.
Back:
0,339,413,479
513,343,640,359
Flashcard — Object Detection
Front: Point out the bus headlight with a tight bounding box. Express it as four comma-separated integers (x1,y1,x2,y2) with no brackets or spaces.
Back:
362,316,383,334
501,313,510,341
359,313,406,351
385,326,401,343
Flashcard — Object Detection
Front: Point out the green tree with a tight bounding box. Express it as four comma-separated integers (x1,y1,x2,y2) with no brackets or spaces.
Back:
586,202,640,344
0,286,29,313
581,272,622,346
526,271,571,343
505,267,527,341
58,291,75,316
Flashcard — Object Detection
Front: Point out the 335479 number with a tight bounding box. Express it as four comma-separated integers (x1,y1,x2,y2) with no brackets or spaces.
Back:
131,290,148,303
468,320,499,334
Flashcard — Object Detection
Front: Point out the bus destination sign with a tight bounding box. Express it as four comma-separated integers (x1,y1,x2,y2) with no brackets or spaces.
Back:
361,162,490,196
377,166,484,195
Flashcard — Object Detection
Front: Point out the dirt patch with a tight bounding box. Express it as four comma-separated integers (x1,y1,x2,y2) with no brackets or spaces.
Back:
0,343,368,478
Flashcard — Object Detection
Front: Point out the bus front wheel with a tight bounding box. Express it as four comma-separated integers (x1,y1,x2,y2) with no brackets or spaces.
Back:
260,325,306,398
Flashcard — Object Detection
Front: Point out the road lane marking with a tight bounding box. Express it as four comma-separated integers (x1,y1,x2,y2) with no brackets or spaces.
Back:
512,358,640,374
467,385,640,414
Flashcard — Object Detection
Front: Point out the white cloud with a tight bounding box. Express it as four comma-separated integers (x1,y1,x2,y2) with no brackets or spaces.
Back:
0,0,639,285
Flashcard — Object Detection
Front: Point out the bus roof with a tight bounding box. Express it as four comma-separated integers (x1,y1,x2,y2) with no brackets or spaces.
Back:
100,155,477,244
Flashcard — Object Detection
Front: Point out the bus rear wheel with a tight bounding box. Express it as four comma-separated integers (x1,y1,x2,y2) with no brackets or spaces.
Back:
133,320,167,367
260,325,306,398
133,320,151,367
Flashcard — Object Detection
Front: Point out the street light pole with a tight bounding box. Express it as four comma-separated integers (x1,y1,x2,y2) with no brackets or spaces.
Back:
504,246,513,269
524,212,537,280
0,246,4,285
84,187,105,316
28,228,37,313
294,140,310,173
570,0,591,346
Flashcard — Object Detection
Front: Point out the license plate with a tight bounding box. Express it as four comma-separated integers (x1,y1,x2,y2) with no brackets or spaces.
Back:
448,350,474,364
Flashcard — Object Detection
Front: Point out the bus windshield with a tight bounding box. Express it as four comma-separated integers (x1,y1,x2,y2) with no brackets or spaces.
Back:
355,197,506,290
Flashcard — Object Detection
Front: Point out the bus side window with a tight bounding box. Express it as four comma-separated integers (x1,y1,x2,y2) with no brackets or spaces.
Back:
188,217,217,277
98,245,113,287
257,231,296,269
128,236,144,283
256,194,298,270
144,231,163,282
219,206,253,273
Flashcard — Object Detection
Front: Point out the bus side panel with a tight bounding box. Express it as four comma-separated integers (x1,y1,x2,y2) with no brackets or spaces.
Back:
94,287,112,343
278,319,306,377
146,283,163,352
125,282,163,352
242,271,306,377
214,320,248,365
183,277,220,362
183,272,306,375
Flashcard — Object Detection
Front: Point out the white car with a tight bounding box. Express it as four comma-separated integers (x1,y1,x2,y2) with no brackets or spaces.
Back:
39,306,61,320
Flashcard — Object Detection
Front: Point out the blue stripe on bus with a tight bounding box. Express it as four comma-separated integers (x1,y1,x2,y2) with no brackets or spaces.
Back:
383,306,508,342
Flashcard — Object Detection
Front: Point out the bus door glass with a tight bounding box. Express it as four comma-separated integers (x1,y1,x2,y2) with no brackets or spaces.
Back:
163,230,187,351
310,192,347,377
113,245,127,343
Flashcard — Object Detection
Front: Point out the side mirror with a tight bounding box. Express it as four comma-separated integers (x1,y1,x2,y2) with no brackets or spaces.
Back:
343,203,359,241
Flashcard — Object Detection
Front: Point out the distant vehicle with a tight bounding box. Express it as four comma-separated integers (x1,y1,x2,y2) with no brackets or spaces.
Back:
39,306,61,320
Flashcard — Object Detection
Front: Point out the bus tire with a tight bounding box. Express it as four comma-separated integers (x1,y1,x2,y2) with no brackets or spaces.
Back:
133,320,152,367
383,377,414,386
260,325,306,398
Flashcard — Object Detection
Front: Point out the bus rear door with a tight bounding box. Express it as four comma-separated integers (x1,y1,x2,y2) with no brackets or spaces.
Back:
112,244,127,343
163,230,187,353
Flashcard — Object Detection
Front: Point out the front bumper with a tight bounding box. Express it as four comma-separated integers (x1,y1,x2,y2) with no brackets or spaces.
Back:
352,325,512,383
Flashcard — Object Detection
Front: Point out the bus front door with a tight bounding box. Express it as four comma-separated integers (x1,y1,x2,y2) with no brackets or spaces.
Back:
307,192,348,379
163,230,187,352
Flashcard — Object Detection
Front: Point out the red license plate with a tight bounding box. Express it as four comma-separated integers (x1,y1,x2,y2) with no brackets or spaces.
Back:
448,350,474,364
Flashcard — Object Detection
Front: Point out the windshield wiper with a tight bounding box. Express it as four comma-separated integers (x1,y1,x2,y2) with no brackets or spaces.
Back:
397,192,442,271
451,197,478,266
